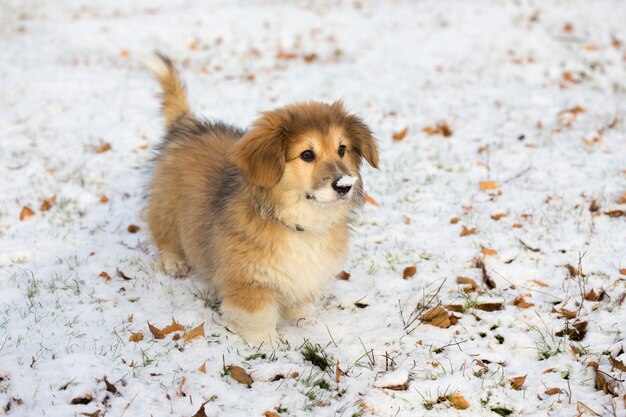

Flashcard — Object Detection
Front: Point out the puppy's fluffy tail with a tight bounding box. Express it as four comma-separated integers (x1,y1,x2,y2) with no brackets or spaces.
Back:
144,53,190,129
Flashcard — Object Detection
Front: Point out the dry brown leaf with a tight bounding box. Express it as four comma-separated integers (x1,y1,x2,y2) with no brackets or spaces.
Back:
20,206,35,221
448,393,470,409
605,210,625,217
393,127,409,141
127,224,140,233
476,302,503,312
510,375,527,390
556,320,587,341
99,195,109,204
199,361,206,373
192,402,208,417
445,304,464,313
184,323,205,343
364,194,378,206
403,214,411,224
584,289,606,302
617,192,626,204
95,142,112,153
335,360,346,383
457,276,478,293
491,213,507,220
460,226,477,237
128,332,143,343
263,412,280,417
70,394,93,405
119,49,129,58
229,365,254,386
103,376,117,394
588,199,600,212
475,258,496,289
554,307,577,320
595,370,617,396
81,411,101,417
513,295,534,309
40,195,56,212
337,271,351,280
479,180,499,191
608,356,626,372
148,323,165,339
512,223,522,228
620,268,626,276
529,279,548,287
403,266,417,279
565,264,581,277
162,319,185,335
99,271,112,282
420,306,454,328
422,122,453,137
450,217,460,224
545,387,562,395
481,248,497,256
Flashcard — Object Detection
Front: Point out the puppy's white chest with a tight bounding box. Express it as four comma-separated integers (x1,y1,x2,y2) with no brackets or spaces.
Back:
265,231,346,304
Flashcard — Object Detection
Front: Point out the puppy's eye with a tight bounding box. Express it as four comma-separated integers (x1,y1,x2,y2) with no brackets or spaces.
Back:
338,145,346,157
300,150,315,162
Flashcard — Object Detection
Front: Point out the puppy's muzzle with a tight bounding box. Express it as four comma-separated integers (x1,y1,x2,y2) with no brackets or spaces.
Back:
332,179,352,195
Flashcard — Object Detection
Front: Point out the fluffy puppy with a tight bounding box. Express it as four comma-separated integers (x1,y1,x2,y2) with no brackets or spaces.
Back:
145,54,378,346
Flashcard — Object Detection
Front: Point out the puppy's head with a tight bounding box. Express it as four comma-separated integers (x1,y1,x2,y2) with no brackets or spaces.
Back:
233,101,378,208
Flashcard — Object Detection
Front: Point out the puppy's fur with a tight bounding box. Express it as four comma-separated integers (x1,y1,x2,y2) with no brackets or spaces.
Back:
145,55,378,345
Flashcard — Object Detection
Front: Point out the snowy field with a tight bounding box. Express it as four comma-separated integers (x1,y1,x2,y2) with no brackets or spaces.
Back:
2,0,626,416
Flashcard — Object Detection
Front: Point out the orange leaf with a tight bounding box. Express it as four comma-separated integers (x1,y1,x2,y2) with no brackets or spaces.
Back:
162,319,185,335
229,365,253,386
99,271,112,281
403,266,417,279
510,375,527,390
449,393,470,409
420,306,455,328
512,223,522,228
263,412,280,417
148,323,165,339
450,217,460,224
491,212,507,220
199,361,206,373
40,195,56,212
335,360,346,383
392,127,408,141
20,206,35,221
364,194,378,206
544,387,562,395
119,49,129,58
620,268,626,276
99,195,109,204
129,331,143,343
336,271,351,280
475,302,503,312
513,295,534,309
95,142,112,153
184,323,205,343
481,248,497,256
617,192,626,204
460,226,477,237
479,181,499,191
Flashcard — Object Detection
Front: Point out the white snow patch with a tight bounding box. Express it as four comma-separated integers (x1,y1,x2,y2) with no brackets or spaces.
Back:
336,175,358,187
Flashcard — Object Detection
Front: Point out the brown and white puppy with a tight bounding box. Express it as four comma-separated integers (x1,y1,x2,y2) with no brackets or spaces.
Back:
144,54,378,346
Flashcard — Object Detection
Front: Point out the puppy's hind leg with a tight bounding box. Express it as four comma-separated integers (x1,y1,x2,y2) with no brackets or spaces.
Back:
221,286,280,347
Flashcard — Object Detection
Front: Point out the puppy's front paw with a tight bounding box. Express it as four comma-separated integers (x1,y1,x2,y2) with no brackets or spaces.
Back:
239,328,280,348
158,251,190,277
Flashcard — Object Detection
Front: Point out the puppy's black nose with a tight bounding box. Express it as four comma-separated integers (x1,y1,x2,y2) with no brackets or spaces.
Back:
332,179,352,195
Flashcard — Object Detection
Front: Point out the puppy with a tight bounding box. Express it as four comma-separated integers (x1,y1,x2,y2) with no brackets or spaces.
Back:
145,54,378,346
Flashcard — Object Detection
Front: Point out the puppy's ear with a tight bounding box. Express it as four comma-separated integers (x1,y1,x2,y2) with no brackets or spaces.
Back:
341,109,380,169
233,113,286,188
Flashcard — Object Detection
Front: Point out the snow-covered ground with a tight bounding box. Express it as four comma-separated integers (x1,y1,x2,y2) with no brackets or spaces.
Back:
1,1,626,416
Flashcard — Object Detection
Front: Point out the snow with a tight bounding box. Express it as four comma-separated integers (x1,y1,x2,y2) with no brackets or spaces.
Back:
1,0,626,416
337,175,358,188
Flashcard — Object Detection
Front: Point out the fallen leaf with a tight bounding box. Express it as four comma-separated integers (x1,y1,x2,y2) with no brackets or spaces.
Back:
422,122,453,137
565,264,581,277
40,195,56,212
403,266,417,279
584,289,606,302
103,377,117,394
81,411,101,417
403,214,411,224
393,127,409,141
128,332,143,343
99,271,112,281
529,279,548,287
605,210,625,217
595,370,617,396
457,276,478,292
479,180,499,191
420,306,455,328
460,226,477,237
119,49,129,58
476,302,503,312
337,271,351,280
184,323,205,343
364,194,378,206
445,304,464,313
554,307,577,319
555,320,587,341
94,142,112,153
192,402,209,417
481,248,497,256
335,360,346,383
513,295,534,309
512,223,522,228
263,412,280,417
229,365,254,386
475,258,496,289
450,217,460,224
588,199,600,212
449,393,470,409
510,375,527,390
303,53,318,63
491,212,507,220
20,206,35,221
199,361,206,373
620,269,626,276
127,224,140,233
70,394,93,405
99,195,109,204
148,323,165,339
162,318,185,335
544,387,562,395
617,192,626,204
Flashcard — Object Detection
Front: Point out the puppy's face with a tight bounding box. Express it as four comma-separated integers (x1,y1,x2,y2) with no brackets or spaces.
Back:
233,101,378,209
